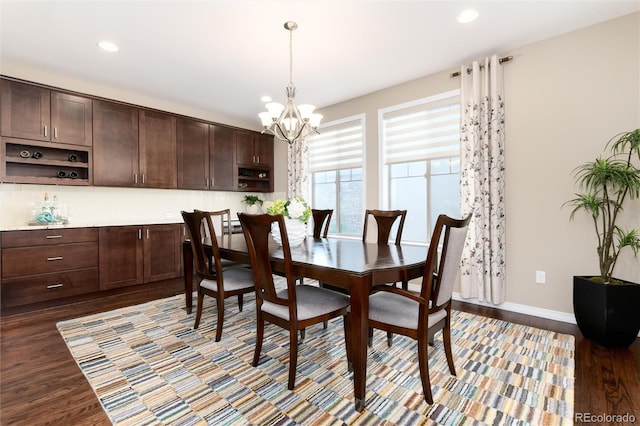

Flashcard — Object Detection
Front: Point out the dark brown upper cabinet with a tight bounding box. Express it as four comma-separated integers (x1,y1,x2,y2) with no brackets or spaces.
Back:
92,100,140,187
1,79,92,146
139,110,177,189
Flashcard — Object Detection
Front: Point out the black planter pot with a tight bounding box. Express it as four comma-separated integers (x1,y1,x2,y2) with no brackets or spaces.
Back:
573,275,640,348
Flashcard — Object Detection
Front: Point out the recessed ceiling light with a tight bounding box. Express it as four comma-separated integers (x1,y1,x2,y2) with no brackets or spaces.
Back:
261,96,272,103
98,40,119,52
457,9,479,24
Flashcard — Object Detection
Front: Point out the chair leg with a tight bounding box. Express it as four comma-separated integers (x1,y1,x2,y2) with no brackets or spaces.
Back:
193,290,205,329
323,320,328,329
300,328,306,340
417,335,434,404
237,294,244,312
402,279,408,290
368,327,373,347
442,316,456,376
343,314,353,372
288,328,299,390
215,295,225,342
253,312,264,367
386,331,393,347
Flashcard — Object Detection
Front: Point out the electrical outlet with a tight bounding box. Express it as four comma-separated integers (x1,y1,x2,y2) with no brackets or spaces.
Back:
536,270,546,284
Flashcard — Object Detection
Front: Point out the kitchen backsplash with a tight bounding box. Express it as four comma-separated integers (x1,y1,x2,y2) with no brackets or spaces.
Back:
0,183,283,228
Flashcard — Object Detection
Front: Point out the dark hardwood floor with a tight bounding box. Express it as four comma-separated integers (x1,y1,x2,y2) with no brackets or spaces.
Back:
1,279,638,425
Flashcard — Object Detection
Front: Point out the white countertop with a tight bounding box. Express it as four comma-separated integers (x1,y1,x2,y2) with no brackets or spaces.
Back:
1,218,184,232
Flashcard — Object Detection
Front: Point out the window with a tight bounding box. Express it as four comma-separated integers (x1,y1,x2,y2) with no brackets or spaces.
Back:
380,90,461,243
309,115,364,235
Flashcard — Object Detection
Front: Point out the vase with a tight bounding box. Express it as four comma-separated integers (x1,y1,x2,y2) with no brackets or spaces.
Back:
271,217,307,247
573,275,640,348
245,204,260,214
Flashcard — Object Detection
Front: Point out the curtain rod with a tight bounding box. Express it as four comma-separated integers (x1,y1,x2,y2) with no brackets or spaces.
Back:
450,55,513,78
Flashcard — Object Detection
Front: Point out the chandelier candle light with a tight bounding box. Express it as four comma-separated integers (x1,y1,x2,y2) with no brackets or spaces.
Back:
259,21,322,144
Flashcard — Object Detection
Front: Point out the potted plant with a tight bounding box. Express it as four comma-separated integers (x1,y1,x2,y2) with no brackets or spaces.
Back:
566,129,640,347
242,195,263,214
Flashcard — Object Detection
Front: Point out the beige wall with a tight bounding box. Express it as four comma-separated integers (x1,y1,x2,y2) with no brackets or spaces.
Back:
1,13,638,318
313,12,640,316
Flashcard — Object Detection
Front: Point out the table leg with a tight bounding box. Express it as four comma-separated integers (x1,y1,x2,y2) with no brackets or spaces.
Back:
350,275,371,412
182,240,193,314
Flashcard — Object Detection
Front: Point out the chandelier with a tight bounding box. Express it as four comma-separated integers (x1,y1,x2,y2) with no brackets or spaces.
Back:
259,21,322,144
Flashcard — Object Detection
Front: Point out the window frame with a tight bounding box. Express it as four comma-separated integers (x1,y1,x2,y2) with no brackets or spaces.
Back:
378,90,461,244
308,114,366,237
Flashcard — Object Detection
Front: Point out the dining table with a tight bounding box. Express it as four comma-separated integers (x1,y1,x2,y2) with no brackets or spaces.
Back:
182,234,428,412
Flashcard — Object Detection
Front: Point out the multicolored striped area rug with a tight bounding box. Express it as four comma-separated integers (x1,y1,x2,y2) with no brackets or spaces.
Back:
57,286,574,425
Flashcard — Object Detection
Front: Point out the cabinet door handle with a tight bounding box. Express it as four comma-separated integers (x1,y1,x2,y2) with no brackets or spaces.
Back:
138,229,142,240
142,174,145,184
45,235,63,239
256,156,260,163
47,256,63,261
44,125,48,137
210,178,214,187
47,283,64,289
134,174,138,184
54,127,58,139
146,229,150,239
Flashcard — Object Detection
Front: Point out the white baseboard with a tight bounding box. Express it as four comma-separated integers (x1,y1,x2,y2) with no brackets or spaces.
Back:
452,292,577,325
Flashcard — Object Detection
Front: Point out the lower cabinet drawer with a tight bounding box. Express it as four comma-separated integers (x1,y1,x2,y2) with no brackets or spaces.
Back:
1,267,99,308
1,242,98,278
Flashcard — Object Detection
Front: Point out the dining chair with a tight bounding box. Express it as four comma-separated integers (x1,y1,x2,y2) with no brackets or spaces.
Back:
195,208,242,271
238,212,351,390
364,213,471,404
311,208,333,238
182,210,255,342
362,209,409,345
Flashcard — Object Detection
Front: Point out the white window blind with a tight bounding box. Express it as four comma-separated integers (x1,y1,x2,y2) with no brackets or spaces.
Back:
381,90,460,165
309,115,364,172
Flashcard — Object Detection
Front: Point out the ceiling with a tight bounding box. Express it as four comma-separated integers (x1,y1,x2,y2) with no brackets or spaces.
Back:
1,1,638,126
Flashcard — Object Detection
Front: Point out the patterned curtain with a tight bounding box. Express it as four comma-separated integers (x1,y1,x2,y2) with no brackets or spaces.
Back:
287,135,309,200
459,55,506,305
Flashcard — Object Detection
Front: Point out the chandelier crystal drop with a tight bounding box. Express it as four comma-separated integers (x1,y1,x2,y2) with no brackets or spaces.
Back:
259,21,322,144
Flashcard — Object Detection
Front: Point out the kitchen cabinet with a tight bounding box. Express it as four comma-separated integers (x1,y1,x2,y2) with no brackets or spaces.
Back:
99,224,182,290
92,100,139,187
236,130,274,192
177,117,209,190
143,223,183,282
0,79,92,146
210,124,236,190
177,120,243,191
94,103,176,189
0,228,99,308
1,137,92,185
98,225,143,290
139,110,177,189
0,79,93,184
236,129,273,167
2,77,274,193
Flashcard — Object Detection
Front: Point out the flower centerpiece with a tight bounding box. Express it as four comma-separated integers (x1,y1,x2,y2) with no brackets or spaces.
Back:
266,197,311,246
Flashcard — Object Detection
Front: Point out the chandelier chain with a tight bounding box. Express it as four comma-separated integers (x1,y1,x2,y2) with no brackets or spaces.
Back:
289,27,294,86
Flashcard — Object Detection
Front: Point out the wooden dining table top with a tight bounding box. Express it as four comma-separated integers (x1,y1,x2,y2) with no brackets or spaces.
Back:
182,234,429,412
215,233,428,284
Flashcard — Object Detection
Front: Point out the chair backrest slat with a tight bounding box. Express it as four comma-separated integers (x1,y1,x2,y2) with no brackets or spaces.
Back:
362,209,407,245
311,209,333,238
